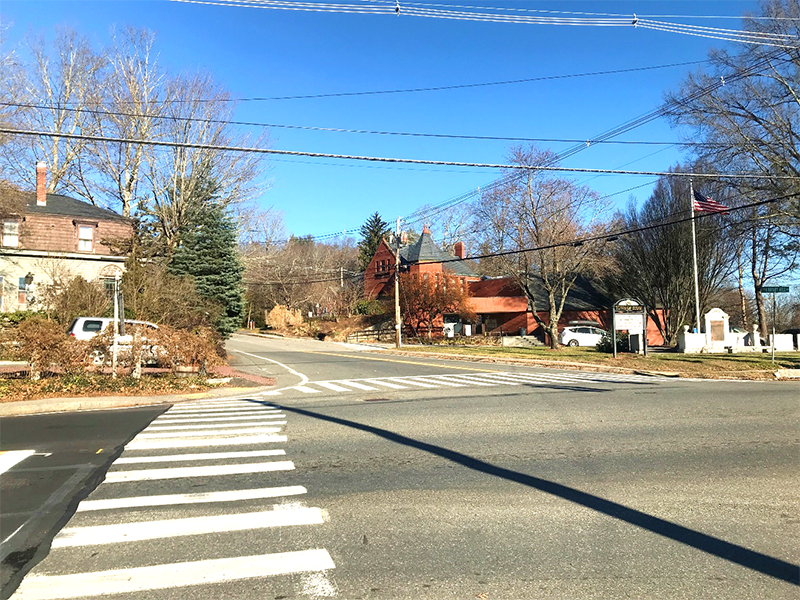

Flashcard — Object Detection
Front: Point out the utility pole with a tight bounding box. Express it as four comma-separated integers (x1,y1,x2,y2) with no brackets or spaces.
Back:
394,216,402,349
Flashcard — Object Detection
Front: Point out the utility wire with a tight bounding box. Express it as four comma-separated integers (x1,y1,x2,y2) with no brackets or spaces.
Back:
172,0,800,48
5,127,793,182
247,194,790,285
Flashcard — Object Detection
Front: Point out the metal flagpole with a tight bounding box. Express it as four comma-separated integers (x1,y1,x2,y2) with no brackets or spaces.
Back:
690,179,702,333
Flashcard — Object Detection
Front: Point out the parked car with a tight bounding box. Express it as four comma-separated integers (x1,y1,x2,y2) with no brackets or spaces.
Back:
67,317,158,341
559,325,606,347
66,317,159,365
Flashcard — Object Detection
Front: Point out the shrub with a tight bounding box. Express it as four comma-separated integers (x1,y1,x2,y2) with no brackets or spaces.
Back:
1,316,87,379
351,299,387,316
266,305,304,329
148,325,224,373
596,331,629,353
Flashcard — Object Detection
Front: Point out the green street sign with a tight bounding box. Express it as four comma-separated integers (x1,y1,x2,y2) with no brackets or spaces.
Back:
762,286,790,293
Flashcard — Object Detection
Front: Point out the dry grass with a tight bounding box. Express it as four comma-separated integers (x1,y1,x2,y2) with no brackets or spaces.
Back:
393,344,800,379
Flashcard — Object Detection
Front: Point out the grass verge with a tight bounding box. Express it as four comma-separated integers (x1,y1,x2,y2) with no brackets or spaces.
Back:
393,345,800,379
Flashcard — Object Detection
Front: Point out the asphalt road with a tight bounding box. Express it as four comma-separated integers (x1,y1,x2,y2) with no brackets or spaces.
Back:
0,405,168,599
5,334,799,599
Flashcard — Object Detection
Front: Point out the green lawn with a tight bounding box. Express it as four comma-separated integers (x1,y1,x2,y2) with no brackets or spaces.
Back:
394,344,800,378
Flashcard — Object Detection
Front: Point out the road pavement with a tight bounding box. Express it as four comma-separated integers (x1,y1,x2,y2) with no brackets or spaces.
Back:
3,334,798,599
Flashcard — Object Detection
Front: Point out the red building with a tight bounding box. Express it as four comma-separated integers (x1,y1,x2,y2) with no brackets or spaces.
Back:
363,226,480,300
364,227,666,345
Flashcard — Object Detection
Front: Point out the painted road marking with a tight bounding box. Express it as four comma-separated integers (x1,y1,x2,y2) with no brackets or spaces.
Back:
165,406,278,415
294,385,322,393
76,486,308,512
367,379,408,389
14,549,335,599
386,377,438,388
0,450,35,474
126,434,287,450
338,380,379,391
146,421,287,431
440,374,500,386
314,381,352,392
105,461,295,482
153,414,286,424
115,450,286,464
52,507,324,548
411,376,467,387
135,427,283,439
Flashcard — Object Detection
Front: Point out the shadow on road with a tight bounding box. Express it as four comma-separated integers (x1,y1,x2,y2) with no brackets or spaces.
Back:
248,399,800,586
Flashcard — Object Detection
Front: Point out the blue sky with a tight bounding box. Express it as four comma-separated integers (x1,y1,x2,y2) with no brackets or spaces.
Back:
1,0,763,240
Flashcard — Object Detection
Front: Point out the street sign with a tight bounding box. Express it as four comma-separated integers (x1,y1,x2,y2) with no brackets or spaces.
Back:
762,286,790,293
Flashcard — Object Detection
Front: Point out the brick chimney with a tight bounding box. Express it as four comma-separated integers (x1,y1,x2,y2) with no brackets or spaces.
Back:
36,161,47,206
454,240,466,259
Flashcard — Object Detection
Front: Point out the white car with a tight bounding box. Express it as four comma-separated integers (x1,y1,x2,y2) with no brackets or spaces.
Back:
559,325,606,347
66,317,159,365
66,317,157,341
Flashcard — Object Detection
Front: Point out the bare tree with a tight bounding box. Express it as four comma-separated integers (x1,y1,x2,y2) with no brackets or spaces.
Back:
73,27,164,216
472,146,609,348
0,27,104,193
143,72,266,252
607,170,735,345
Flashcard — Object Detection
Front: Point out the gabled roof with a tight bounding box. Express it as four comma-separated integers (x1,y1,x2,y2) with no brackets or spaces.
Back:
21,192,130,223
523,273,611,311
398,229,477,277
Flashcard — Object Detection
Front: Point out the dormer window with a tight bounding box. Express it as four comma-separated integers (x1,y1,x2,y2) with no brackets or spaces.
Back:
2,219,19,247
77,224,94,252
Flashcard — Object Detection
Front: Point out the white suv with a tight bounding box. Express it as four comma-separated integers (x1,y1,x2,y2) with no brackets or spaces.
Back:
559,325,606,347
66,317,157,341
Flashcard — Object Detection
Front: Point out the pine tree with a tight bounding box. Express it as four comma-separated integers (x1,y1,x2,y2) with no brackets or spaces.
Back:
169,204,244,337
357,212,389,272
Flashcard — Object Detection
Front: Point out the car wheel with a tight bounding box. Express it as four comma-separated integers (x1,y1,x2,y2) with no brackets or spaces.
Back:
90,350,106,366
567,339,579,347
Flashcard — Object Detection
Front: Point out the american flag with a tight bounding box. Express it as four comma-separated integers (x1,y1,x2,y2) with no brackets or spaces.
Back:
693,190,729,214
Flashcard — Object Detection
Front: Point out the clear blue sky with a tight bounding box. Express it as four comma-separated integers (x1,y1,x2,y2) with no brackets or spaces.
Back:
1,1,763,240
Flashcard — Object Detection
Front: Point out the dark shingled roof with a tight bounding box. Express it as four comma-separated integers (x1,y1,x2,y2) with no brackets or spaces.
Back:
398,229,477,277
523,273,612,311
22,192,130,223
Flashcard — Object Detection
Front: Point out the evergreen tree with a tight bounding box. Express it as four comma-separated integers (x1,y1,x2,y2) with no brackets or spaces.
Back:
357,212,390,272
169,203,245,337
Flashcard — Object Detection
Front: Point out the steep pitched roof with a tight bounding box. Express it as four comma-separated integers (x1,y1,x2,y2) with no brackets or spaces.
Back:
398,229,477,277
523,273,612,311
22,192,130,223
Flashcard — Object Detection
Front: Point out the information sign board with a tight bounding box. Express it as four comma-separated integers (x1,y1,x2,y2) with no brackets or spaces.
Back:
762,286,790,293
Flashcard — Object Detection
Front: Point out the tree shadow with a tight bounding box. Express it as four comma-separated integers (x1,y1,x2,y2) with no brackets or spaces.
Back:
247,399,799,586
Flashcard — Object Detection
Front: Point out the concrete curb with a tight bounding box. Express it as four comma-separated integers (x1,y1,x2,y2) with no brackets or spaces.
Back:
0,385,276,417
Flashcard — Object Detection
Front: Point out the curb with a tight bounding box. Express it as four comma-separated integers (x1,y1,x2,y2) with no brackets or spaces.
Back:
0,385,276,418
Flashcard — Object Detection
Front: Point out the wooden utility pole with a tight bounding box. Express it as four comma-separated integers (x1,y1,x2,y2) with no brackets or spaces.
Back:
394,216,402,349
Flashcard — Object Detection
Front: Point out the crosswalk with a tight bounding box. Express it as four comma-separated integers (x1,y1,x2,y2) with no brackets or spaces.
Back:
11,400,335,600
259,369,685,397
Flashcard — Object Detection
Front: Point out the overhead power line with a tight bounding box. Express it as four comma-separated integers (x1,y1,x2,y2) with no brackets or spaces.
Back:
4,127,794,182
172,0,800,49
248,194,791,286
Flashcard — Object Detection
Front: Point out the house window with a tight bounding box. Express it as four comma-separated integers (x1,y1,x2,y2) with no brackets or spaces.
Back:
18,277,27,304
2,220,19,247
77,224,94,251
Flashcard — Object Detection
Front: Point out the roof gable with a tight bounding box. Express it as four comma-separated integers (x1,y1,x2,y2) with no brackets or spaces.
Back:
22,193,130,223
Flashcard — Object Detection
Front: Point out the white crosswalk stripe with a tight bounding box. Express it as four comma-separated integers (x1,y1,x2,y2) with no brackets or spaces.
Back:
11,400,335,600
258,369,691,397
